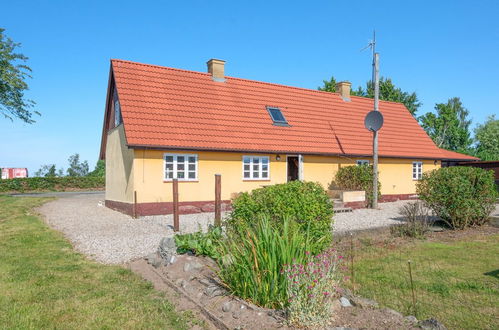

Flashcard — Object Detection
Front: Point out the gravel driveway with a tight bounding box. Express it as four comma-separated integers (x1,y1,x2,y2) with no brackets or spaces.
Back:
38,193,220,264
333,200,419,234
37,193,499,264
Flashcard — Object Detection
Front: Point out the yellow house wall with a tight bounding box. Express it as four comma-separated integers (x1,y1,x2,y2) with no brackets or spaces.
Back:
130,150,441,203
302,155,440,195
105,125,134,203
133,150,287,203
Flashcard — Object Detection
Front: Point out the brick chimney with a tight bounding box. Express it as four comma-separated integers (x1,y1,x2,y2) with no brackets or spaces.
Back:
335,81,351,101
207,59,226,82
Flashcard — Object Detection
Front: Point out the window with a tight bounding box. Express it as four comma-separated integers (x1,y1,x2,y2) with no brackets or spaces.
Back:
243,156,269,180
266,106,288,125
356,160,369,166
114,90,122,127
412,162,423,180
164,153,198,181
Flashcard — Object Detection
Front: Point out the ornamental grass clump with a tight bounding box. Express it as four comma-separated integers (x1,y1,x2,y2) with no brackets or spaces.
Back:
284,248,342,328
217,216,309,308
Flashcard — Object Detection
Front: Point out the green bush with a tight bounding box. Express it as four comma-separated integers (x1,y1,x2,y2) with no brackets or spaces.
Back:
334,165,381,207
416,167,498,229
229,181,334,254
0,176,105,193
174,226,222,260
218,216,309,308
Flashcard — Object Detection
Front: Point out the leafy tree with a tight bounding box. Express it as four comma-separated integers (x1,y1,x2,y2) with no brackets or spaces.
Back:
34,164,57,177
318,76,421,115
419,97,472,153
353,77,421,115
89,160,105,177
474,115,499,160
317,76,338,92
0,28,38,123
66,153,89,177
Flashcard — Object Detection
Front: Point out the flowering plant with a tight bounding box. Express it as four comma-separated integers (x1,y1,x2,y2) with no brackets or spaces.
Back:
284,248,342,327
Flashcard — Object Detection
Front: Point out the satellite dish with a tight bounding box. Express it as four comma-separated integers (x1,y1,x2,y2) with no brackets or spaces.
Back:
364,111,384,132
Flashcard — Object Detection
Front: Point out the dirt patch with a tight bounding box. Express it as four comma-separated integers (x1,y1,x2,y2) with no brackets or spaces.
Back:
129,253,419,329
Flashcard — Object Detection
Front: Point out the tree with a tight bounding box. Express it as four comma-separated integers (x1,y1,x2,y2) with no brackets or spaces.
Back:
419,97,472,153
317,76,337,92
353,77,421,115
318,76,421,115
0,28,38,123
66,154,89,177
89,160,105,177
34,164,57,177
474,115,499,160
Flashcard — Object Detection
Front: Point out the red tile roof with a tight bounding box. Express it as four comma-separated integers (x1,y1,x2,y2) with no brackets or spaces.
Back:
109,59,476,160
438,148,479,161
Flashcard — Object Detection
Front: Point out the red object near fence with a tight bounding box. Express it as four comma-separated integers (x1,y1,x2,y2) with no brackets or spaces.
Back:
1,168,28,179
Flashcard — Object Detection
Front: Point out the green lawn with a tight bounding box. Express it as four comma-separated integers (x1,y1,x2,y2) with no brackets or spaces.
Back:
350,232,499,329
0,196,200,329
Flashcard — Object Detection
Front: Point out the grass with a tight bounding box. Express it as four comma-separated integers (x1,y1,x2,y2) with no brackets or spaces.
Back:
0,196,201,329
349,232,499,329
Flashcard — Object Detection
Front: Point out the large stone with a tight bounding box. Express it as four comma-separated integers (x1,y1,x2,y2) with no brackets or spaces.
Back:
222,301,233,312
183,261,204,273
418,318,447,330
158,237,177,265
204,285,225,297
350,296,379,308
405,315,418,324
340,297,352,307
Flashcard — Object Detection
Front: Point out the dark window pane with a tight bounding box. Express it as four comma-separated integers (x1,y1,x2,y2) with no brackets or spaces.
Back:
269,108,286,122
188,172,196,179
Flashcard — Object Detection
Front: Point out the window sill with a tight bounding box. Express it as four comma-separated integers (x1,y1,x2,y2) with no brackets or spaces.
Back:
163,180,199,183
243,179,271,182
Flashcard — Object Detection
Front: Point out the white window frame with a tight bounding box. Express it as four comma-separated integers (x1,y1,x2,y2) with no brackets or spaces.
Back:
242,156,270,180
412,161,423,180
163,153,198,181
356,160,370,166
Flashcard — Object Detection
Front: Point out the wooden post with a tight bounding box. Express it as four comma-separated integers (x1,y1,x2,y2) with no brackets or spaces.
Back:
133,191,137,219
214,174,221,227
173,178,179,232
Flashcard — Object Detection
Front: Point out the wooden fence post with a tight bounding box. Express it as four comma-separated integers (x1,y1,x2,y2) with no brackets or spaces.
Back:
133,191,137,219
173,178,179,232
214,174,221,227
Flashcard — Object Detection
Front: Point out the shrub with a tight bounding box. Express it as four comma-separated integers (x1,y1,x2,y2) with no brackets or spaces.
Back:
218,216,309,308
284,248,342,327
174,226,222,260
0,176,105,193
334,165,381,207
391,201,434,238
416,166,498,229
229,181,334,254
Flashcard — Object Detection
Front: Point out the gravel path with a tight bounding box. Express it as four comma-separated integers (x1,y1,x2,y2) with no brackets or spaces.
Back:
333,200,415,234
37,193,499,264
37,193,221,264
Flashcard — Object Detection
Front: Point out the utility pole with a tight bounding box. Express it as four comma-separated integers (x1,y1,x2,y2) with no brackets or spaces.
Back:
372,52,380,209
370,30,380,209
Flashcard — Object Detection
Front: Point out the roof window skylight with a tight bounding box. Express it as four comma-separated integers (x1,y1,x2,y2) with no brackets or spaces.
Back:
266,106,288,126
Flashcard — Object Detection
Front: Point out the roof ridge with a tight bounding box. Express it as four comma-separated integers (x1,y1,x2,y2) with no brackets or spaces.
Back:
111,58,406,108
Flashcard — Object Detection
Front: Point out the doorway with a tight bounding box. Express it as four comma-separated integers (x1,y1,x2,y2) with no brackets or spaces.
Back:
287,156,299,182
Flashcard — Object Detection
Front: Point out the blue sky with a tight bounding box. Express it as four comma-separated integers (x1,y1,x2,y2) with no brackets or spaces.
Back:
1,0,498,174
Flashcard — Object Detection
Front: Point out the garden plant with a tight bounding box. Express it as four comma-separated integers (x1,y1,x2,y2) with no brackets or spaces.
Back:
416,166,497,229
